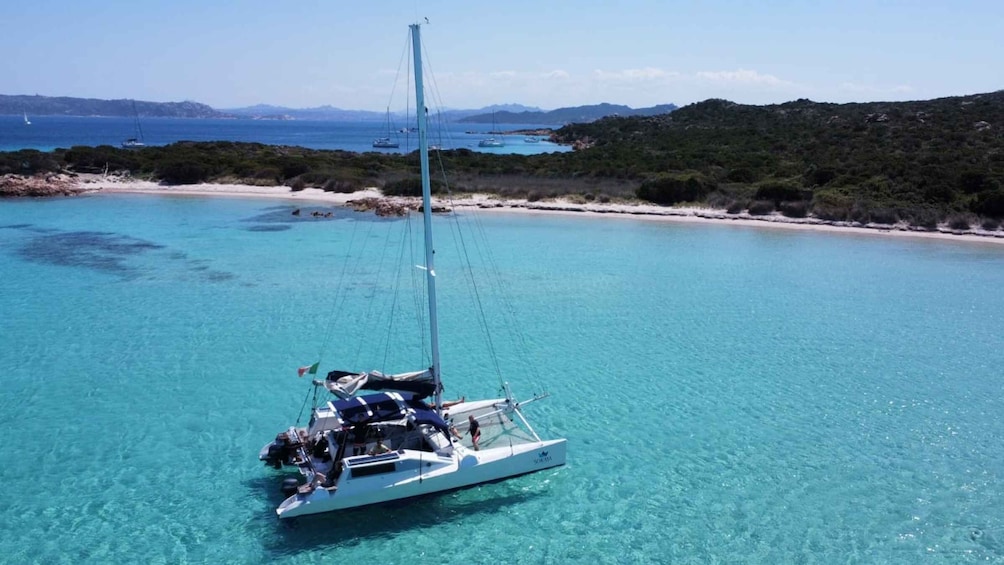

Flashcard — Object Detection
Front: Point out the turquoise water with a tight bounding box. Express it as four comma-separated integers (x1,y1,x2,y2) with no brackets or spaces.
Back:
2,194,1004,563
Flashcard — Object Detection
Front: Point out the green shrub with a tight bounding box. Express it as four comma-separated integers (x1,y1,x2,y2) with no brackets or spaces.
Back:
288,177,306,191
726,168,757,183
726,200,746,214
748,200,775,215
159,160,209,184
868,208,899,225
755,180,805,202
778,201,808,218
383,177,442,196
276,157,310,180
907,208,941,230
812,189,852,221
323,179,362,193
946,214,971,230
253,167,281,182
981,218,1000,231
959,171,991,194
637,172,716,205
972,189,1004,218
812,204,848,221
805,166,837,187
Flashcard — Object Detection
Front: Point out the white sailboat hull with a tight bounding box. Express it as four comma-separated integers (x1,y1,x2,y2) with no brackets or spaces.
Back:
276,438,566,519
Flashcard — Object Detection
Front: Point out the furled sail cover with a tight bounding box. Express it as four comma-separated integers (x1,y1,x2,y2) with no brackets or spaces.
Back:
329,392,449,435
324,369,436,399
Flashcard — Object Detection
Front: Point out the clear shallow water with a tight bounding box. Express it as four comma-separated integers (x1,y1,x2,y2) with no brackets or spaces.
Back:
2,195,1004,563
0,114,569,155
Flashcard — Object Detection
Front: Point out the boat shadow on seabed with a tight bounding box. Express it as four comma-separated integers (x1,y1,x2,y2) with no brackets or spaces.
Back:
247,474,544,546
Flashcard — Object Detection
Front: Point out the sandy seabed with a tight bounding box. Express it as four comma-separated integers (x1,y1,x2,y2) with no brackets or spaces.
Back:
78,174,1004,246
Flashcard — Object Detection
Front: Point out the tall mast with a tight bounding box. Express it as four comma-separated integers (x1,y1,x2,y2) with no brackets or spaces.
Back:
411,24,443,413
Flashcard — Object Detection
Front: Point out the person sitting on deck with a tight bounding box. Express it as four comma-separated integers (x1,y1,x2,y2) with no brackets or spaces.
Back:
445,413,463,441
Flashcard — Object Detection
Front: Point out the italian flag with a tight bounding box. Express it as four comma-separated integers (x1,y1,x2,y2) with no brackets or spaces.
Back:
297,362,320,377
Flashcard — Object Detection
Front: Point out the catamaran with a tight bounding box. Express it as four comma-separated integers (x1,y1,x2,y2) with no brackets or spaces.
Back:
259,23,566,520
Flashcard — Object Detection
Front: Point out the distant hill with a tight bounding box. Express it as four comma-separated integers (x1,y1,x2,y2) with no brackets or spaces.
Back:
2,94,618,124
549,91,1004,224
458,103,679,124
222,104,385,121
222,103,543,122
1,95,227,118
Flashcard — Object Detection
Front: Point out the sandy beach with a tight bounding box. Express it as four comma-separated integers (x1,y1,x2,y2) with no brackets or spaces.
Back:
76,174,1004,246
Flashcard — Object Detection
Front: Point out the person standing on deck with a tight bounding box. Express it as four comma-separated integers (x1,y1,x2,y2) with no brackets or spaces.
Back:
467,414,481,451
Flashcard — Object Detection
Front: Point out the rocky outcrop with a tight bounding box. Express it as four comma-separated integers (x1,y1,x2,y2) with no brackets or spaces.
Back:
346,197,451,217
347,197,416,216
0,174,83,197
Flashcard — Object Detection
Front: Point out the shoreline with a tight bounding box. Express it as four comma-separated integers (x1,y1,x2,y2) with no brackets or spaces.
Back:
72,175,1004,246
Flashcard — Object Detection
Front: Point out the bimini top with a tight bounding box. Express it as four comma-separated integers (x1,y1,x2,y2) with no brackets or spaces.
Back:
309,391,449,436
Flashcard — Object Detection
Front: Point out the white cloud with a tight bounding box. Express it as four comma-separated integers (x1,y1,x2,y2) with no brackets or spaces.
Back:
695,69,793,87
371,66,810,109
593,67,680,82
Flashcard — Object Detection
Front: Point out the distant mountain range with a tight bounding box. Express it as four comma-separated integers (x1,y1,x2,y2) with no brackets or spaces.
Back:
220,103,547,122
1,95,225,118
1,95,676,124
458,103,679,124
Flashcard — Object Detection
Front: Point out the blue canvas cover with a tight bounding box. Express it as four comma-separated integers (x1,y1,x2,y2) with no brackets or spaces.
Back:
329,392,449,435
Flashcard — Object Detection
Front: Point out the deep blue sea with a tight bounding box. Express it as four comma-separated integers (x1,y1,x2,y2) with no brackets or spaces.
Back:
0,114,569,155
2,193,1004,563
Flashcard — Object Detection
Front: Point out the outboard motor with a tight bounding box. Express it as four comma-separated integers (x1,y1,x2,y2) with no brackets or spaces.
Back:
281,478,300,497
265,443,285,469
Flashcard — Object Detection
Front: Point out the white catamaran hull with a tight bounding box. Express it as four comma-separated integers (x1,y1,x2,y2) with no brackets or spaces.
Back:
260,24,567,520
276,439,566,518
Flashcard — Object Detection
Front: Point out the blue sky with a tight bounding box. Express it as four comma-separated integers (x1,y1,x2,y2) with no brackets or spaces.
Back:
4,0,1001,111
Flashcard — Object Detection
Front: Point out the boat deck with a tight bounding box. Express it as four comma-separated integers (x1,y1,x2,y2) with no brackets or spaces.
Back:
448,405,539,450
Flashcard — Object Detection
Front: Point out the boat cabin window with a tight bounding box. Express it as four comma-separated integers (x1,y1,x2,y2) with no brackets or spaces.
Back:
349,462,396,478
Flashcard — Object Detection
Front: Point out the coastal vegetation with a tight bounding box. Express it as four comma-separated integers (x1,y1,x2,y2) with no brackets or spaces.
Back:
2,91,1002,227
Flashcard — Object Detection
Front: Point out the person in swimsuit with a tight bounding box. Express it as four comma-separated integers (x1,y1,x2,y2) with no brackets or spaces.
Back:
468,414,481,451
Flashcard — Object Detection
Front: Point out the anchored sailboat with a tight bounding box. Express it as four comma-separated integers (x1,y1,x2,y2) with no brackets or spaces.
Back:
121,100,145,148
478,111,505,148
372,108,400,149
259,23,566,519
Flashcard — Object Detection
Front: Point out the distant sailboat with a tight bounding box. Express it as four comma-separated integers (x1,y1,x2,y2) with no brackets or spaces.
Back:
23,110,30,126
372,108,400,149
478,111,505,148
121,100,145,148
